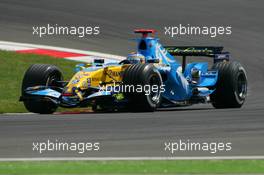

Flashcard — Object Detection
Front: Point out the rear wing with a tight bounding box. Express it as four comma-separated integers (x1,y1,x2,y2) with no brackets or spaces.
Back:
164,46,229,61
164,46,230,72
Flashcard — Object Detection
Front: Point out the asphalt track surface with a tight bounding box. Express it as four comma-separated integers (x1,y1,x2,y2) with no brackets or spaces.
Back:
0,0,264,158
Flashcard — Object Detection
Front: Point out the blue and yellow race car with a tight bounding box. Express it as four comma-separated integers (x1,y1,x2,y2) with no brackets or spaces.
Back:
20,29,247,113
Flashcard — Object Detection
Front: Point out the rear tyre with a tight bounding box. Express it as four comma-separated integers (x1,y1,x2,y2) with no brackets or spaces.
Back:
123,64,163,112
210,61,247,108
21,64,63,114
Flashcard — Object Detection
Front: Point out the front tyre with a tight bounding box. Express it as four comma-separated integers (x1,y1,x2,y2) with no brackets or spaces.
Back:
210,61,247,108
21,64,63,114
123,64,163,112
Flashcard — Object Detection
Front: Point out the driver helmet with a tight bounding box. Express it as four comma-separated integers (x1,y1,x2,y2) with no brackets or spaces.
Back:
126,52,145,64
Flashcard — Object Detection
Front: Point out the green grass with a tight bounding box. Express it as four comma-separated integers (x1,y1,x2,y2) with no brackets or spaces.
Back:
0,51,80,113
0,160,263,174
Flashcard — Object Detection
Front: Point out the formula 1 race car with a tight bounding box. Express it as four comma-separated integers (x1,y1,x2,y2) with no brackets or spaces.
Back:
20,29,247,114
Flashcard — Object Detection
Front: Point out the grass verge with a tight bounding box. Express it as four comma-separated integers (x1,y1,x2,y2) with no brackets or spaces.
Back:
0,160,264,174
0,51,80,113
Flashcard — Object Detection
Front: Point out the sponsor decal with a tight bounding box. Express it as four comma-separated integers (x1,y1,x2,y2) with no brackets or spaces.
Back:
92,77,100,81
87,78,91,87
71,79,80,84
106,70,122,77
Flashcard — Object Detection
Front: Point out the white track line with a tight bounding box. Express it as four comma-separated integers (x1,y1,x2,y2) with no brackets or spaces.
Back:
0,40,125,61
66,56,119,63
1,113,33,115
0,156,263,161
0,44,33,51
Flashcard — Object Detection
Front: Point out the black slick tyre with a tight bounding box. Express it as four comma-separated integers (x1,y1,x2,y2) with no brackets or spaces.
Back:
210,61,247,108
21,64,63,114
122,63,163,112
